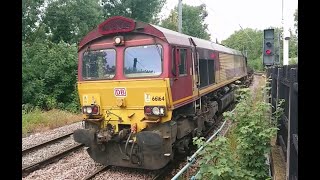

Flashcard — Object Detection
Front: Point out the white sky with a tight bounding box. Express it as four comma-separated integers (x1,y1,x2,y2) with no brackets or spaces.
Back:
160,0,298,41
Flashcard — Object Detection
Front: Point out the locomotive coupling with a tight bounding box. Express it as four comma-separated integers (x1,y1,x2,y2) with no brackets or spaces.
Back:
96,128,114,144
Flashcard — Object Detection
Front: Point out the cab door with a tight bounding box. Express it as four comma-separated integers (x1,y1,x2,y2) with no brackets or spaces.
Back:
170,47,193,105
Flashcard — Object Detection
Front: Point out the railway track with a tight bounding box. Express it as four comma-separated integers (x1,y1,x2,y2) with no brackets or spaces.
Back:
81,165,110,180
22,104,234,179
22,132,84,175
22,132,74,155
22,143,84,175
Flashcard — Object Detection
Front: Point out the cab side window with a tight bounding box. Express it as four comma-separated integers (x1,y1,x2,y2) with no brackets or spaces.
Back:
172,47,188,76
179,49,187,76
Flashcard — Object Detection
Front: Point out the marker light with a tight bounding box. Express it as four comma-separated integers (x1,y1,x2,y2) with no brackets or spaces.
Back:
92,106,98,114
145,107,152,114
115,37,121,44
159,107,164,115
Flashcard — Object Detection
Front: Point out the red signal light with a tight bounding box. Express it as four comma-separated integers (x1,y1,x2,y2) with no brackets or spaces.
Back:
266,50,271,55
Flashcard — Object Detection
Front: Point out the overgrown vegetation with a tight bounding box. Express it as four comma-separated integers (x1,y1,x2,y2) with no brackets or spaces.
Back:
22,107,82,135
193,84,284,179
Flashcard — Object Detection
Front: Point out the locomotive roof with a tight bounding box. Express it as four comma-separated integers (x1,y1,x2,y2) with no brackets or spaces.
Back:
79,16,244,57
152,25,244,56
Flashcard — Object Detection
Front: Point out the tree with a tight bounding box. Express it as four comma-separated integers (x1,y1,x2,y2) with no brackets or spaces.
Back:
101,0,166,24
289,30,298,58
22,0,45,42
222,28,263,71
22,39,79,111
44,0,104,44
160,4,210,40
289,9,298,60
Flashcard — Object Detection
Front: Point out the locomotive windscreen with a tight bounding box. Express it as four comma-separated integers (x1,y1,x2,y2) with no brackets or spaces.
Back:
82,49,116,80
124,45,163,78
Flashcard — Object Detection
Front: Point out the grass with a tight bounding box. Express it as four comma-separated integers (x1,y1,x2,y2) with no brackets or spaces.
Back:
22,108,82,136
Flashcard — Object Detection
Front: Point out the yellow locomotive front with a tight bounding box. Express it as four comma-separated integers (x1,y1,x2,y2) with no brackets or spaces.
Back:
75,80,175,169
73,17,175,169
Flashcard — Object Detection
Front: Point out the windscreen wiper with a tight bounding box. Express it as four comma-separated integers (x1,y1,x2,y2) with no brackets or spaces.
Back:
153,37,162,61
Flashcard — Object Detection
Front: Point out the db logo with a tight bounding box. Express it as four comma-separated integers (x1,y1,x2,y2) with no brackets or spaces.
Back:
114,88,127,97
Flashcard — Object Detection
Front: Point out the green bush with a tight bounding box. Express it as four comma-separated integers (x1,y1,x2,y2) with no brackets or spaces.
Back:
193,86,283,179
289,57,298,65
22,39,80,112
248,55,264,72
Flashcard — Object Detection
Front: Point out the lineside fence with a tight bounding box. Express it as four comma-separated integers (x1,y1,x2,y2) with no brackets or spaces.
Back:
266,65,298,180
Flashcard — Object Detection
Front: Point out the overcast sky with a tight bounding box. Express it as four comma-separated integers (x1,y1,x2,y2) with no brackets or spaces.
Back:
160,0,298,41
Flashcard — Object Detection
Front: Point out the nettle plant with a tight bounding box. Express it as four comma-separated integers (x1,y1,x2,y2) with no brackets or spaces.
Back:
193,86,284,180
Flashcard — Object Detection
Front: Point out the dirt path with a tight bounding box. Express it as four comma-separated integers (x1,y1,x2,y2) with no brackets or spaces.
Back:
249,74,265,100
249,74,286,180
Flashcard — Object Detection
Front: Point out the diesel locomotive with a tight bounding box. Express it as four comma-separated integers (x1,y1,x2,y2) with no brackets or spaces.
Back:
74,16,250,170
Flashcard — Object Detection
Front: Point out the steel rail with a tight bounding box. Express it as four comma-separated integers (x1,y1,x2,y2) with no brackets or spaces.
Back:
22,143,84,174
22,132,74,155
81,166,110,180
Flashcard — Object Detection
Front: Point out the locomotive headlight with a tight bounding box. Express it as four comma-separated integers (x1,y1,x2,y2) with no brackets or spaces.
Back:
86,107,92,114
115,37,121,44
152,107,160,115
